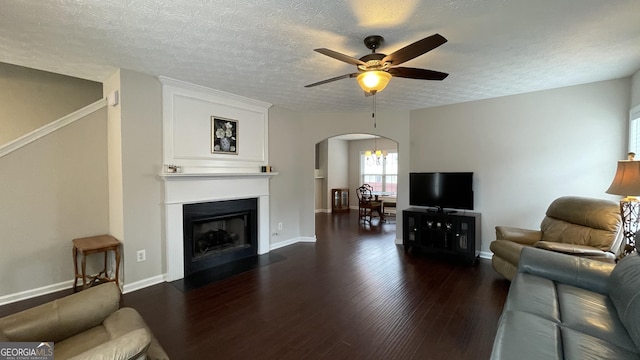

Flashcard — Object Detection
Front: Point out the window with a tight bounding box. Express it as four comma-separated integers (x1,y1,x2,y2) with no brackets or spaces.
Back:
361,152,398,193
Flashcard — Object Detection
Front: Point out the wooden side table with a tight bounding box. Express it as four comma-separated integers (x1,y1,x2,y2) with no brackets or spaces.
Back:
72,234,121,292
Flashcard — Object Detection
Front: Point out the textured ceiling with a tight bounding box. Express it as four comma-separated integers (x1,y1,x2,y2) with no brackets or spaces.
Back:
1,0,639,112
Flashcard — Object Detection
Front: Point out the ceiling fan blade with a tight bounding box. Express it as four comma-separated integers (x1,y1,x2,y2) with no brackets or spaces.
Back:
304,73,359,88
388,67,448,81
314,48,366,66
382,34,447,66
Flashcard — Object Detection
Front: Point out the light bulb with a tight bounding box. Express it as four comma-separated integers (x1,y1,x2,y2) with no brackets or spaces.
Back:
357,71,392,93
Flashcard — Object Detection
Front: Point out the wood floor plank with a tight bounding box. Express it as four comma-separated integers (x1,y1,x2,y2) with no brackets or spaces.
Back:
0,211,510,359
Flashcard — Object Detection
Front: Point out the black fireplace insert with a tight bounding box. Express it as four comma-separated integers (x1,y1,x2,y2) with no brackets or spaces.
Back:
183,198,258,276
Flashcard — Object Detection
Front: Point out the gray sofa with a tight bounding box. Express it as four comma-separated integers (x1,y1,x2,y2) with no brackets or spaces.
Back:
490,247,640,359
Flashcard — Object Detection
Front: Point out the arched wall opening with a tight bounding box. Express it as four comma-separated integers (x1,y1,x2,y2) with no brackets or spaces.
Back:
314,132,399,220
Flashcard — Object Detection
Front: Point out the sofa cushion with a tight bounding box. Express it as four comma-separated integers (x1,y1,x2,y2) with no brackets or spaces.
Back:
561,327,640,360
609,253,640,352
556,283,636,352
491,311,562,360
503,273,560,322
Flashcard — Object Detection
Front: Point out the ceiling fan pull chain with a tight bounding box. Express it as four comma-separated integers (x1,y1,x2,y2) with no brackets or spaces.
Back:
372,93,377,128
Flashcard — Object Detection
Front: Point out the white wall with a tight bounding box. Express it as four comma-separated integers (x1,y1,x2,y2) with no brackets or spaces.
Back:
410,79,630,254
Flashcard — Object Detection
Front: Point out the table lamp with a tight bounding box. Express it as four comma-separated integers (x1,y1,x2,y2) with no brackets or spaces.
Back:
606,153,640,257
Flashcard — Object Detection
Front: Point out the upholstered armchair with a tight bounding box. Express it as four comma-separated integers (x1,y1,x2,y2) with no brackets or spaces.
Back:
490,196,623,280
0,282,169,359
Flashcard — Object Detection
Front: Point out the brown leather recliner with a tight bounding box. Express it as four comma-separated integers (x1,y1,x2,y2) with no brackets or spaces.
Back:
0,282,169,359
490,196,623,280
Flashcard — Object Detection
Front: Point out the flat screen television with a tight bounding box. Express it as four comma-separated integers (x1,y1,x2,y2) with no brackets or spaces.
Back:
409,172,474,211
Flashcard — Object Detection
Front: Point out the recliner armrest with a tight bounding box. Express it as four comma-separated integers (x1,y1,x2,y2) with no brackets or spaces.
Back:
495,226,541,245
534,241,616,262
518,247,614,294
68,328,151,360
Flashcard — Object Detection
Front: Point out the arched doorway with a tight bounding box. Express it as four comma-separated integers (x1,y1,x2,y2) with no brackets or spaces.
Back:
314,133,399,223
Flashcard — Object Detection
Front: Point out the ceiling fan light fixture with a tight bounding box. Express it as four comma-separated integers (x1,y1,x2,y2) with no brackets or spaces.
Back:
357,71,391,93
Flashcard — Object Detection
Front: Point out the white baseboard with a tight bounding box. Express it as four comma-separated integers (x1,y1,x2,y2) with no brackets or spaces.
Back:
0,274,171,305
0,280,74,306
270,236,317,251
122,274,167,294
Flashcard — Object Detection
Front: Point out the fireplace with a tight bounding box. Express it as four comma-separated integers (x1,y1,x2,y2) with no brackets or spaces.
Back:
183,198,258,276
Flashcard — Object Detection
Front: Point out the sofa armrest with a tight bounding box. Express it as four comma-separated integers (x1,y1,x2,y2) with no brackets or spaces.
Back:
534,241,616,262
0,283,121,342
67,328,151,360
495,226,541,245
518,247,615,294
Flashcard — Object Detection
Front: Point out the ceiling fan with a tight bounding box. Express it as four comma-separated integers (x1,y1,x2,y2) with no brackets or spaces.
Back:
305,34,449,95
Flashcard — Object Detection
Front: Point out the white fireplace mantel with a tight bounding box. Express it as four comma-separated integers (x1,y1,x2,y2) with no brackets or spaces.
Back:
160,172,278,180
160,79,275,282
161,172,273,281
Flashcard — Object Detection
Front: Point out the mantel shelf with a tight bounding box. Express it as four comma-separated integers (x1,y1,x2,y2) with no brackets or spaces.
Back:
159,172,278,180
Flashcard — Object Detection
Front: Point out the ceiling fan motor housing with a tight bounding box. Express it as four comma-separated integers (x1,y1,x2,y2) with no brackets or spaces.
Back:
363,35,384,51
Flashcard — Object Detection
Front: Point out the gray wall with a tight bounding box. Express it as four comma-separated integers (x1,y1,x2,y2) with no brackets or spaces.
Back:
0,107,109,297
326,138,349,211
409,79,629,252
104,69,164,287
0,63,102,145
269,109,411,245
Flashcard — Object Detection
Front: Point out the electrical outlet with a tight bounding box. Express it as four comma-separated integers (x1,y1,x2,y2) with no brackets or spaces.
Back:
136,249,146,262
278,222,283,230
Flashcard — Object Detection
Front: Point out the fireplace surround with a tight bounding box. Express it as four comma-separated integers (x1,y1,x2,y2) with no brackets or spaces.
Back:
162,173,273,281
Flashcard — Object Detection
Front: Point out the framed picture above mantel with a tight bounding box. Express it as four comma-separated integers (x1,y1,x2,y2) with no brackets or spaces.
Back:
211,116,238,154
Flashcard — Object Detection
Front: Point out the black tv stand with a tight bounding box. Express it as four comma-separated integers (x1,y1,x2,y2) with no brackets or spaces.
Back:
403,207,481,264
427,207,457,214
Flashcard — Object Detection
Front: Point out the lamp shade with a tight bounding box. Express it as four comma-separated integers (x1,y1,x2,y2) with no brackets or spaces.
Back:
357,71,392,93
606,160,640,196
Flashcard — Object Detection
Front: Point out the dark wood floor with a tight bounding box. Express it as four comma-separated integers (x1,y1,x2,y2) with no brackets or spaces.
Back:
0,211,510,359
